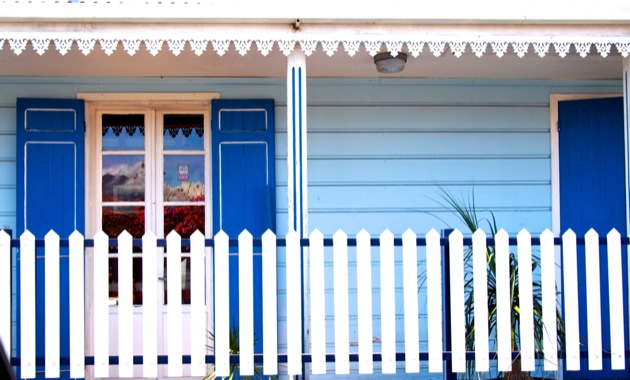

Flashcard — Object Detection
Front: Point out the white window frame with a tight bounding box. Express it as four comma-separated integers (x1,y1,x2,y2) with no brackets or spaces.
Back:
79,93,218,376
80,92,219,238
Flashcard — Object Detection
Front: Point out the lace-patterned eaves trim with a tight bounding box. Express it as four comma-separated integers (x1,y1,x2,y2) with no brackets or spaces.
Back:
1,36,629,58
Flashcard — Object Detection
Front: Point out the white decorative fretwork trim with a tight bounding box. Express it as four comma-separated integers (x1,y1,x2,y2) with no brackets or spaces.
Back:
1,25,629,59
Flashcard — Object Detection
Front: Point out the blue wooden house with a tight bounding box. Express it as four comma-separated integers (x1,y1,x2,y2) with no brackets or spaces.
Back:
1,1,630,379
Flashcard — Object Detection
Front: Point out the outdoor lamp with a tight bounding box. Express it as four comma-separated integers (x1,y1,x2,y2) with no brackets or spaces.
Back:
374,52,407,73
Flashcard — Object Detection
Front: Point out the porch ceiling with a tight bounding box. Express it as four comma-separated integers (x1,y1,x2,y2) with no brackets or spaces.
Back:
0,40,624,80
0,22,628,79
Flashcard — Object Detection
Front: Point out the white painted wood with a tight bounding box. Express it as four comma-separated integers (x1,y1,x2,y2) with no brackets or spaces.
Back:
448,229,466,373
472,229,489,373
562,230,580,371
213,231,230,377
517,229,535,371
540,229,558,371
286,230,302,375
333,229,350,374
425,229,443,373
402,229,420,373
262,230,278,375
356,229,373,374
286,51,309,236
69,231,85,378
494,229,511,372
166,231,183,377
117,231,133,378
239,230,255,376
44,231,60,379
0,231,10,366
309,229,326,374
607,229,625,369
142,232,159,378
93,231,110,378
20,231,36,379
379,229,396,374
190,231,207,376
584,229,603,371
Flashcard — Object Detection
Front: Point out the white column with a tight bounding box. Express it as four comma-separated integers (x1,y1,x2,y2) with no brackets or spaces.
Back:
286,49,309,378
287,50,308,237
624,56,630,357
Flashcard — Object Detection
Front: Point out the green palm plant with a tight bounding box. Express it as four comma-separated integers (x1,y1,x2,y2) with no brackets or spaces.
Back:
440,189,565,380
205,321,278,380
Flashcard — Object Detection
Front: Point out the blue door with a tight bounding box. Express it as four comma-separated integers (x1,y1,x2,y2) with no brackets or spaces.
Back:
16,98,85,379
211,99,275,369
559,97,628,379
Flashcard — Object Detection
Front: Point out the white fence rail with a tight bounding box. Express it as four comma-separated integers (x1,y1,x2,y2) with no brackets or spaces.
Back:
0,227,628,378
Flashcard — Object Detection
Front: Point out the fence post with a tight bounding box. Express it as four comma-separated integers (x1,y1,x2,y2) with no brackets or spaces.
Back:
441,229,456,380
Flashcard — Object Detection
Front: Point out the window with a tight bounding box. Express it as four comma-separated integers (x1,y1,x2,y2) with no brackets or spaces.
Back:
91,103,211,305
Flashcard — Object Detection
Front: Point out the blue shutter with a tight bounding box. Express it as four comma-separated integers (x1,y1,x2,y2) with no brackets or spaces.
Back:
211,98,275,362
16,98,85,379
559,97,628,379
212,99,276,237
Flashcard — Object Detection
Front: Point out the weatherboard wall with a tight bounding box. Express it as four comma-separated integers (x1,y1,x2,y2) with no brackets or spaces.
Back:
0,76,622,378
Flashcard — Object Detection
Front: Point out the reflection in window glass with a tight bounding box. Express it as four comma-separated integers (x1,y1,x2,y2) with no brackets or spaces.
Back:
163,155,204,201
102,206,145,238
163,114,204,151
164,206,205,237
102,114,145,151
102,155,145,202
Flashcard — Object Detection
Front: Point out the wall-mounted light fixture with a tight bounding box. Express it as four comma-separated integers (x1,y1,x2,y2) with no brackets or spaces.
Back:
374,52,407,74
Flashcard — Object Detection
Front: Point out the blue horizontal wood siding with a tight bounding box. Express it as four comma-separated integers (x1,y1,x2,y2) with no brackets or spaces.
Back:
0,76,623,378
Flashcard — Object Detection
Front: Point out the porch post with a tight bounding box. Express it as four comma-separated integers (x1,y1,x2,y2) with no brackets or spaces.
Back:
287,50,308,237
625,57,630,234
287,50,309,378
624,57,630,355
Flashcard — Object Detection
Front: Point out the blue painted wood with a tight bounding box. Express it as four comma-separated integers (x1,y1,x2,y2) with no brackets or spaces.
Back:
559,97,628,379
16,98,85,379
211,99,275,363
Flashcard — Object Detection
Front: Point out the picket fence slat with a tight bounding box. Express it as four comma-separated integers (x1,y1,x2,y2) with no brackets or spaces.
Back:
93,231,109,378
402,229,420,373
0,231,11,366
472,229,489,373
379,230,396,374
239,231,255,376
562,230,580,371
214,231,230,377
262,230,278,376
426,229,443,373
286,231,302,375
585,229,603,371
118,232,134,378
333,230,350,375
8,226,630,379
495,230,511,373
357,230,374,374
607,229,626,369
190,231,207,376
45,231,60,379
20,232,36,379
69,231,85,378
167,231,183,377
517,229,535,371
309,229,326,374
448,229,466,373
541,230,558,371
142,232,159,378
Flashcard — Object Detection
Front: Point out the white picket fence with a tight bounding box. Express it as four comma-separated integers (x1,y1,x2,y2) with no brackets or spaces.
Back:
0,227,627,378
